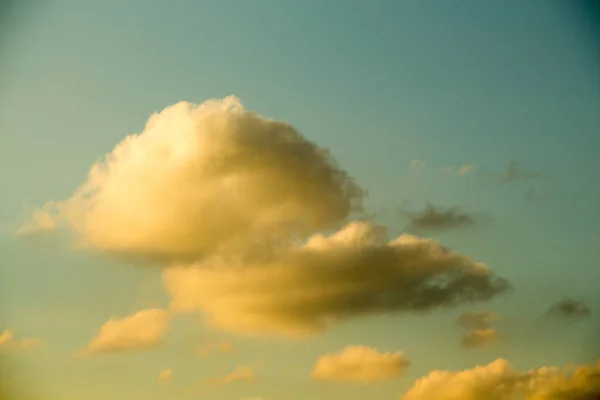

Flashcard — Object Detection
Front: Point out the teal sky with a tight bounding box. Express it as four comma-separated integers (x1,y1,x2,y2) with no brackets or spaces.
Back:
1,1,599,400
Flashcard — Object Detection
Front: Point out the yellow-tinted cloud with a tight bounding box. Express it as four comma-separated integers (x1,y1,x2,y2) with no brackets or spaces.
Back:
460,329,501,349
158,368,172,384
311,346,410,383
164,221,509,337
16,207,56,236
0,330,42,352
401,358,600,400
21,96,364,262
79,309,170,356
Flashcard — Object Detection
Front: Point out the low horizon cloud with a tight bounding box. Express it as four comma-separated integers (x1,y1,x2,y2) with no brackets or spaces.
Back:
311,346,410,383
400,358,600,400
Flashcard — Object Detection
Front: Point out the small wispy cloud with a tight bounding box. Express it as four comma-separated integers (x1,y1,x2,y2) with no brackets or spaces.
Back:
202,365,258,387
403,203,477,232
457,311,500,330
456,311,502,349
461,328,502,349
0,329,42,352
311,346,410,383
15,207,57,236
77,308,171,357
158,368,172,384
492,161,542,182
439,163,477,176
543,298,592,322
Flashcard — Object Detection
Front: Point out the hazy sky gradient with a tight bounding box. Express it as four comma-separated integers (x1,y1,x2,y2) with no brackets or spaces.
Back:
1,1,599,400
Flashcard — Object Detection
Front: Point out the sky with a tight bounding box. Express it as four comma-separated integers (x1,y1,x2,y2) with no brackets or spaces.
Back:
1,1,599,400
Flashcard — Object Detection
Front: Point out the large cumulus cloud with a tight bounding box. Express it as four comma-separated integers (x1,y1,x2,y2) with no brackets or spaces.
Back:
21,96,364,262
21,96,511,338
401,358,600,400
163,221,510,337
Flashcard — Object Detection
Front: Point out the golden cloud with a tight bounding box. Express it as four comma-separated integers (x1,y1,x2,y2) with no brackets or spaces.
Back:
401,358,600,400
0,330,42,352
311,345,410,383
164,221,509,337
20,96,363,263
79,309,170,356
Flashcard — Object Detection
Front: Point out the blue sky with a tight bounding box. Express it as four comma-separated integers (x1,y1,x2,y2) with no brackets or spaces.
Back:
1,1,599,400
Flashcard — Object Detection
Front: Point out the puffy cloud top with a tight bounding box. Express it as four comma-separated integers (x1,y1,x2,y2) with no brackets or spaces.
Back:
23,96,364,262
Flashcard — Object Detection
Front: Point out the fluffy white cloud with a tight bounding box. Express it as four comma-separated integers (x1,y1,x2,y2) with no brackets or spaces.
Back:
401,358,600,400
158,368,172,383
21,96,364,262
80,309,170,355
460,329,501,349
0,330,42,351
311,346,410,383
164,221,509,337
